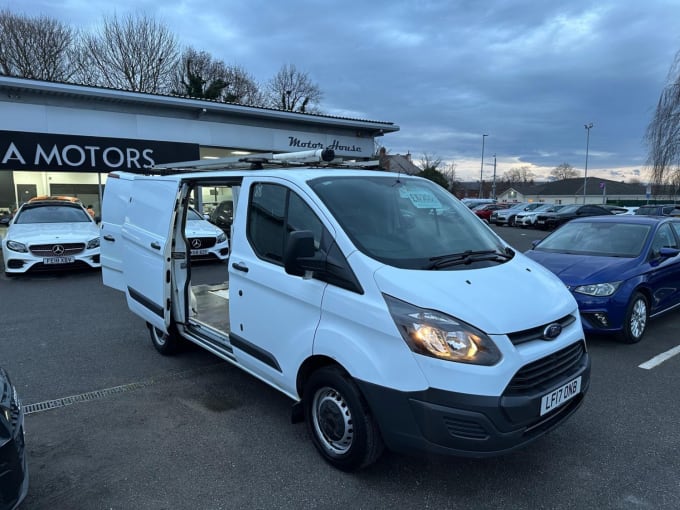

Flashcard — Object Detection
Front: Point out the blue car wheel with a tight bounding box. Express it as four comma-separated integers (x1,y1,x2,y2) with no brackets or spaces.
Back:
620,292,648,344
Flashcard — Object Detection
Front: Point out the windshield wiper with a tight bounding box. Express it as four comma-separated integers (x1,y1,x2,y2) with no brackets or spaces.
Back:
425,249,513,269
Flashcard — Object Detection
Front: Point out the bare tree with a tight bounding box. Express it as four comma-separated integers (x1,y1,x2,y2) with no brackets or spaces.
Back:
170,48,264,104
265,64,322,112
646,50,680,186
0,9,77,81
78,13,179,93
503,166,534,184
550,162,578,180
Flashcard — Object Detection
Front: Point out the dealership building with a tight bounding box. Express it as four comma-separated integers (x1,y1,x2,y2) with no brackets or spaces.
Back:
0,76,399,214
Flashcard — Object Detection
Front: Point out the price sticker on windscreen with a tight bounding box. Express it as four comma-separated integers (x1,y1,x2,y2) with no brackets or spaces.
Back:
399,187,442,209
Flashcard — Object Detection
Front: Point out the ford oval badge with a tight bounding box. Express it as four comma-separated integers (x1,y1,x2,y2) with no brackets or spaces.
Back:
543,323,562,340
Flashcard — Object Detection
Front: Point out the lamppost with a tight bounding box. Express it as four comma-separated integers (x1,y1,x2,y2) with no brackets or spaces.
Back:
583,123,593,204
491,154,497,200
479,134,488,197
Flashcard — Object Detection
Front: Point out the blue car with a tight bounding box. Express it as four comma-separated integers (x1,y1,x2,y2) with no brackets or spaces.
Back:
525,215,680,343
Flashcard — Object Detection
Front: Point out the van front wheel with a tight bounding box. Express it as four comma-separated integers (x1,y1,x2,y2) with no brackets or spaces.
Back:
147,322,182,355
303,366,384,471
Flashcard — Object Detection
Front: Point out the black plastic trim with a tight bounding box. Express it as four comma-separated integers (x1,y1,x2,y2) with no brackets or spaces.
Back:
128,286,164,317
230,333,281,372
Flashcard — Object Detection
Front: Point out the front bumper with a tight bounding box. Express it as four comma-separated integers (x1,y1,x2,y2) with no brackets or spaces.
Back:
357,349,590,457
3,247,101,274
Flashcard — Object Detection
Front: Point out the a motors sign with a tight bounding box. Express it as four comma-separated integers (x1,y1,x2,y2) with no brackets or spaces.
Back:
0,131,200,172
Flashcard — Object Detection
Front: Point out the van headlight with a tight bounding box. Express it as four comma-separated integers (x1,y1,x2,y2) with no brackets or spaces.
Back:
87,237,100,249
6,240,27,253
384,294,501,366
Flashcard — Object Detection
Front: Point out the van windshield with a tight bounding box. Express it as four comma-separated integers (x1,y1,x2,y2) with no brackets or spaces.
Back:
309,175,508,269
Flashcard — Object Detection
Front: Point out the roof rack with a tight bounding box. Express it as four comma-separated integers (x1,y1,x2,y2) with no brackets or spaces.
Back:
149,148,381,174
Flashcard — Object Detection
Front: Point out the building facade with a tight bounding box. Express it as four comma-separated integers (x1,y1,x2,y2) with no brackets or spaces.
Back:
0,76,399,214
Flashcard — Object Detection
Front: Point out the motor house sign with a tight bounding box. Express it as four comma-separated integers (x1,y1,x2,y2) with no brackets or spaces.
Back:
0,131,200,172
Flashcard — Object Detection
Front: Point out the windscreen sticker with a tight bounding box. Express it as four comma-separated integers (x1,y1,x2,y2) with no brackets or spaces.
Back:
399,187,442,209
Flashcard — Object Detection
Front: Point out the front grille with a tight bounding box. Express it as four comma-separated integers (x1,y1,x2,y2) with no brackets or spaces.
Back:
507,314,576,345
188,237,216,249
30,242,85,256
506,341,586,394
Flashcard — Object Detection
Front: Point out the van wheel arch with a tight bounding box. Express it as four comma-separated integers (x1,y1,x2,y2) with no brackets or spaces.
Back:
302,364,384,471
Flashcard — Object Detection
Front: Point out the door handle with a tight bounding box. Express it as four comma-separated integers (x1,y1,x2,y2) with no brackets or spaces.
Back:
232,262,249,273
150,242,161,250
103,235,115,242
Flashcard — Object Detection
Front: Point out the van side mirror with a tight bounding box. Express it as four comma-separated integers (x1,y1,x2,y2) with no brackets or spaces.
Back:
284,230,326,276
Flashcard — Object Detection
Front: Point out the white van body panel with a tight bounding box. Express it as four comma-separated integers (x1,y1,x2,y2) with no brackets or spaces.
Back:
100,174,134,291
372,255,575,335
121,177,179,332
227,177,329,396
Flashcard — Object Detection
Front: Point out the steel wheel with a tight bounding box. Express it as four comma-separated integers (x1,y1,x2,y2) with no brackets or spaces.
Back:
311,386,354,456
303,366,384,471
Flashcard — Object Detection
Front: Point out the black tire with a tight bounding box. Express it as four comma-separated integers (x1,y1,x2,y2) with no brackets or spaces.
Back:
619,292,648,344
147,321,183,355
303,366,384,471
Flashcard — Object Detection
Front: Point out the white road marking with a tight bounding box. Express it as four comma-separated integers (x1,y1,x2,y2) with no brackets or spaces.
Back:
638,344,680,370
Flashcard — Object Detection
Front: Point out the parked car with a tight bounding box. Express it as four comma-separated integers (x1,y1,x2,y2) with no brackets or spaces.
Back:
0,366,28,509
525,215,680,343
490,202,543,226
534,204,613,230
634,204,680,216
208,200,234,238
1,198,101,275
0,210,13,226
601,204,638,215
514,204,565,228
185,208,229,261
461,198,496,209
472,203,510,222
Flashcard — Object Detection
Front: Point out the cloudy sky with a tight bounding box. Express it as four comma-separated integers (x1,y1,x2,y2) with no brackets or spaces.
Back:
12,0,680,182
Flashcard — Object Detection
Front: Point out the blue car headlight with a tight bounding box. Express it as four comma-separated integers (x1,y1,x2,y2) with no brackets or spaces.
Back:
574,281,622,297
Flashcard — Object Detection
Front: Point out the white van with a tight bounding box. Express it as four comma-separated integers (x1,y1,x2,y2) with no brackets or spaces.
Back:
100,158,590,471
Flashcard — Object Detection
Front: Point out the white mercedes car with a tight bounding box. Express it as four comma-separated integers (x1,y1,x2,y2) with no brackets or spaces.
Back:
185,208,229,261
2,198,101,275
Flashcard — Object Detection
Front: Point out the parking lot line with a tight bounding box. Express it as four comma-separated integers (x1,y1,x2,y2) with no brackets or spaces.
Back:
638,345,680,370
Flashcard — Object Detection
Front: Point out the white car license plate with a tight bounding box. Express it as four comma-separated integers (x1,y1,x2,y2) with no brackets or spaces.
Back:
540,376,581,416
43,256,75,264
190,249,209,256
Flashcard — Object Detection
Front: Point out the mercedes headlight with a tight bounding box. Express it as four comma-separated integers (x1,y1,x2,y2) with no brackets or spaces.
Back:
87,237,100,249
574,281,621,297
217,232,227,243
384,294,501,365
6,240,27,253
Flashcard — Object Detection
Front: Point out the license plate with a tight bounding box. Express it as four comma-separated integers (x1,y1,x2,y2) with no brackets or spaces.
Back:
43,256,75,264
537,220,545,224
540,376,581,416
190,249,209,256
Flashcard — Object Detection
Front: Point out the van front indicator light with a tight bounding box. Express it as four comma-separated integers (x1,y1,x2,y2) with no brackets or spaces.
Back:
384,294,501,366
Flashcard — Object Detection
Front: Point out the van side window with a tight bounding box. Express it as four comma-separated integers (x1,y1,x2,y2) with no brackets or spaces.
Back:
247,183,324,263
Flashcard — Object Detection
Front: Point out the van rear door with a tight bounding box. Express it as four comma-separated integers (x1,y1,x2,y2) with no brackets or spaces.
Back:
101,172,133,291
121,177,180,333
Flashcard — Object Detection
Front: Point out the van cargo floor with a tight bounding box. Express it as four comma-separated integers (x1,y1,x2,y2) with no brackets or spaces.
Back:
191,283,230,333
